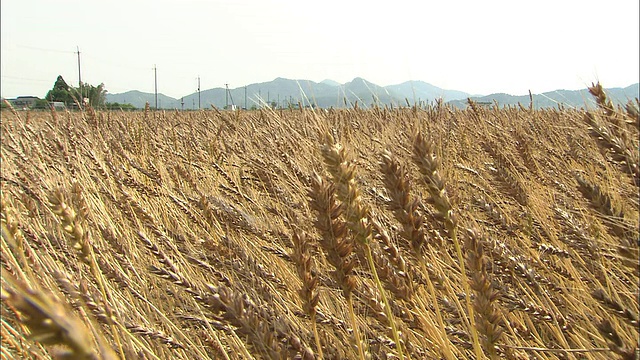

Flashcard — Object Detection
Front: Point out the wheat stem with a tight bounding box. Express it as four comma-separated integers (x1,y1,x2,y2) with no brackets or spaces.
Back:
364,244,407,359
347,294,367,360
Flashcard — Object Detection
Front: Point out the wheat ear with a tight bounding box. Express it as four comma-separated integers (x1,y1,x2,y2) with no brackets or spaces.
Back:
1,272,113,360
48,188,126,357
465,229,503,359
380,150,455,360
308,174,363,359
291,229,323,359
412,129,484,359
321,132,405,360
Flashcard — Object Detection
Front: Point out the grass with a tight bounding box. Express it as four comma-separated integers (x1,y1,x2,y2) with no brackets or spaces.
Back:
1,89,638,359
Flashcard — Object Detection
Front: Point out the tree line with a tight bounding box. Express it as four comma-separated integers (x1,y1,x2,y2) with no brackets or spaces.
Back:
46,75,106,107
44,75,135,110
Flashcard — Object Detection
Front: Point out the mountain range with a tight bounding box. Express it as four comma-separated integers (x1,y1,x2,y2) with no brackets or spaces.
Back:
105,78,639,110
448,84,639,110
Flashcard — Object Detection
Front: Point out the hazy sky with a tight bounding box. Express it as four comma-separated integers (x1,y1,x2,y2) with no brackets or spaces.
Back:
2,0,638,99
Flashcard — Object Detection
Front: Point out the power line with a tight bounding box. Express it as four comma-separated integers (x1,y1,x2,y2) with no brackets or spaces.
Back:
82,54,150,71
1,75,52,83
8,45,225,102
15,45,74,54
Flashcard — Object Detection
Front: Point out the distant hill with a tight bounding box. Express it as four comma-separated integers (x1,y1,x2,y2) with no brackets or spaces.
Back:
320,79,341,87
105,79,638,110
105,90,179,109
386,80,472,104
448,84,639,109
180,78,339,109
106,77,472,109
173,77,404,109
339,77,398,106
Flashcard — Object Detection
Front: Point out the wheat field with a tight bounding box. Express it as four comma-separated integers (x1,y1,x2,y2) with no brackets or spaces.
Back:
1,84,638,359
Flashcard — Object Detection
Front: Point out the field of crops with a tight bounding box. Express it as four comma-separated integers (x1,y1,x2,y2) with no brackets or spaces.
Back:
1,84,638,359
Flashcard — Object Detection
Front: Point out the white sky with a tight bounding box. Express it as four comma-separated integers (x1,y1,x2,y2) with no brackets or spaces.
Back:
1,0,638,99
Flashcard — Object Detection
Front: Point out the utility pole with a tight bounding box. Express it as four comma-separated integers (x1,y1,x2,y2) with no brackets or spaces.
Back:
197,76,201,109
181,97,184,111
76,46,82,107
244,86,247,110
153,64,158,110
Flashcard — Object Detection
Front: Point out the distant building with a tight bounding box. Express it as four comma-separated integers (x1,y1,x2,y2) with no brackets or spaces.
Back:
10,96,40,110
5,97,68,111
49,101,66,111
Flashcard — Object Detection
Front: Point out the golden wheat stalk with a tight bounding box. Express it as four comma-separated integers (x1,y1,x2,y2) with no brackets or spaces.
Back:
411,129,484,359
464,228,504,359
321,131,406,360
291,229,323,359
1,272,113,360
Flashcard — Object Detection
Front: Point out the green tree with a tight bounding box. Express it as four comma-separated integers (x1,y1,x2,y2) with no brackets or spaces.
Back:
45,75,74,104
105,102,136,111
33,99,51,109
44,76,108,108
78,82,107,108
